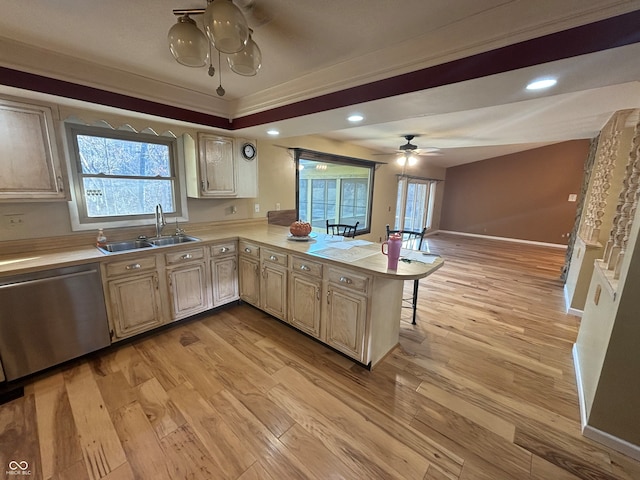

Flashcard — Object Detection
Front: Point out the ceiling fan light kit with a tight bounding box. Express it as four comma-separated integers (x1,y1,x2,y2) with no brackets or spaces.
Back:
168,0,261,95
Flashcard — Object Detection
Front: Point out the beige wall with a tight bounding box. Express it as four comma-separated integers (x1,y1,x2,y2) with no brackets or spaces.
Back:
0,97,446,243
440,141,590,244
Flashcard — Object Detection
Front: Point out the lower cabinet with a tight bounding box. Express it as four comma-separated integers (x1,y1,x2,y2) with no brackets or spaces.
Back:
324,267,369,363
261,248,288,321
239,241,260,306
165,247,211,320
289,256,322,338
103,255,165,340
210,241,239,306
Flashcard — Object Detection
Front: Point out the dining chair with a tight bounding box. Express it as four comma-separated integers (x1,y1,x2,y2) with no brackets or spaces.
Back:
386,225,427,325
326,220,359,238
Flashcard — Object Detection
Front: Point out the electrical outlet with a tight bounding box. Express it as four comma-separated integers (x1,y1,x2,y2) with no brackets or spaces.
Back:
4,214,25,228
276,203,281,211
254,203,260,213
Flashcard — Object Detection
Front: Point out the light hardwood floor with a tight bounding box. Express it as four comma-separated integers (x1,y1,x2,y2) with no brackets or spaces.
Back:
2,232,640,479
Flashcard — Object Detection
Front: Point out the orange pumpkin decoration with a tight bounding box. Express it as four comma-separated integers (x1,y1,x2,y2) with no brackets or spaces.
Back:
290,220,312,237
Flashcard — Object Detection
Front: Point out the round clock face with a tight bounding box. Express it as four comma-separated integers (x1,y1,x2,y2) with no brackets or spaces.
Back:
242,142,256,160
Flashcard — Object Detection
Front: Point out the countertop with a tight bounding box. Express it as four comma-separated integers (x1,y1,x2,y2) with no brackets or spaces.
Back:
0,224,444,280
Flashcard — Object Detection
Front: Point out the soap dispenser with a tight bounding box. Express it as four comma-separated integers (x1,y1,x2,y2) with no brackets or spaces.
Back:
96,228,107,247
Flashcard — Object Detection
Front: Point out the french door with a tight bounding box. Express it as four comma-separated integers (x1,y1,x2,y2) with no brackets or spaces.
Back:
394,177,437,231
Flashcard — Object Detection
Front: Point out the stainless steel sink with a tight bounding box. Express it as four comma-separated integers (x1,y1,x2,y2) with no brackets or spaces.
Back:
97,239,154,253
148,235,200,246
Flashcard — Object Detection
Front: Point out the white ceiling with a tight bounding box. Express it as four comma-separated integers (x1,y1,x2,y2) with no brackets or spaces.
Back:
1,0,640,167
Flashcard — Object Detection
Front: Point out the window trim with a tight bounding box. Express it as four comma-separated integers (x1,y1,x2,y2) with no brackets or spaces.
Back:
293,148,377,235
64,122,189,232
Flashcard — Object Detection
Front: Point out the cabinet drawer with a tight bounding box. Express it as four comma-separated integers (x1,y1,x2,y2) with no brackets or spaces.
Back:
291,256,323,278
261,248,288,267
210,241,237,257
105,255,157,277
328,267,369,294
239,241,260,258
165,247,205,265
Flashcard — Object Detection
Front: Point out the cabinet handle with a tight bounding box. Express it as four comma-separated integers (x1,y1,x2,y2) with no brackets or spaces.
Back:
154,275,159,289
327,290,330,304
233,259,237,271
56,176,64,192
300,265,310,271
201,180,205,192
181,253,193,260
245,247,252,253
220,247,229,253
316,288,320,300
339,276,352,284
125,263,141,270
262,266,267,278
269,255,278,262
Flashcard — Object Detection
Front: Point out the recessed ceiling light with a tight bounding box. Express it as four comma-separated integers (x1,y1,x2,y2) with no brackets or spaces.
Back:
347,114,364,122
526,78,557,90
266,129,280,136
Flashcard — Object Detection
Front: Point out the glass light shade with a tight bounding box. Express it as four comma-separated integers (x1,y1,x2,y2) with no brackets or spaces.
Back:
168,15,208,67
227,31,261,76
204,0,249,54
397,156,407,166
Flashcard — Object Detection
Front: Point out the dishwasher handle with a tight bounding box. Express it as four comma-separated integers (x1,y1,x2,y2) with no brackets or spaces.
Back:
0,268,99,290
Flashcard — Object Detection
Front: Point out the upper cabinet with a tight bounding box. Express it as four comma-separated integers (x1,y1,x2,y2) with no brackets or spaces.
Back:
184,133,258,199
0,96,68,201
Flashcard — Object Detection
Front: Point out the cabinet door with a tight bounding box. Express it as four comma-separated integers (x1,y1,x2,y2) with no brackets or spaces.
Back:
108,272,163,340
0,98,67,201
325,287,367,362
198,133,235,196
289,273,321,337
239,256,260,306
261,263,287,321
212,256,239,306
167,262,210,320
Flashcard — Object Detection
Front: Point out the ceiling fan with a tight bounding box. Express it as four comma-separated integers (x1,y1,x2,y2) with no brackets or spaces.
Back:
394,135,441,166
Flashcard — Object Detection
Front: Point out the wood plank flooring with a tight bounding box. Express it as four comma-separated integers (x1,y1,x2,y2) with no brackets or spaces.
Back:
2,232,640,479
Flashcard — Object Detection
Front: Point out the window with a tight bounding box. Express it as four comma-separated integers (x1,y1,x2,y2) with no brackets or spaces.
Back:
395,176,439,231
294,149,376,235
66,123,186,231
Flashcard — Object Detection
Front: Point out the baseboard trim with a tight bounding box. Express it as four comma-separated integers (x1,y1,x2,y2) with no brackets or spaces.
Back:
434,230,567,249
564,285,583,317
572,344,640,461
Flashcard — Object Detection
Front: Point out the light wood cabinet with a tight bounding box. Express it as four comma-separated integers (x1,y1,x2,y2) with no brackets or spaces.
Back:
260,248,288,321
238,241,260,306
184,133,258,198
0,96,67,201
103,255,164,340
210,242,239,307
324,267,370,363
289,256,322,338
165,247,211,320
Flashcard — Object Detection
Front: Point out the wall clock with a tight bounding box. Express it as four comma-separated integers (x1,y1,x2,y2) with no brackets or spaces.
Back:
241,142,257,160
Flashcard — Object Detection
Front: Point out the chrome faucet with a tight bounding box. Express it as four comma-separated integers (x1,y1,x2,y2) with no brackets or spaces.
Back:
155,204,166,238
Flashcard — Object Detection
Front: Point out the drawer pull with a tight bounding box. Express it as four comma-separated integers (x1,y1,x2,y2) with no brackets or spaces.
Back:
269,255,278,262
339,276,352,284
244,247,252,253
181,254,193,260
126,263,141,270
220,247,229,253
300,265,310,271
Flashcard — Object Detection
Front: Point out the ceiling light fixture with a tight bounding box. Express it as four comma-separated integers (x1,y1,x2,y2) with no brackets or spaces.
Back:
526,78,557,90
266,129,280,136
347,114,364,123
396,152,418,167
168,0,262,96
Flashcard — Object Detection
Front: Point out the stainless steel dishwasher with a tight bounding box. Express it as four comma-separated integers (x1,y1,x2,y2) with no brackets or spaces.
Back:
0,263,110,381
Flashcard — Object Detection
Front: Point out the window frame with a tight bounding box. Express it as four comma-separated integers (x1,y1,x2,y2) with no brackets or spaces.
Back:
294,148,377,235
64,122,188,231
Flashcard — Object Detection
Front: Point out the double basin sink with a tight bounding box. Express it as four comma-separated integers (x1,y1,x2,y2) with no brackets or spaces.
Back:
97,235,200,254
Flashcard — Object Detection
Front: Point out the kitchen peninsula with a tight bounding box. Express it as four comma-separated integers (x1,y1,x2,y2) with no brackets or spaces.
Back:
0,223,443,376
